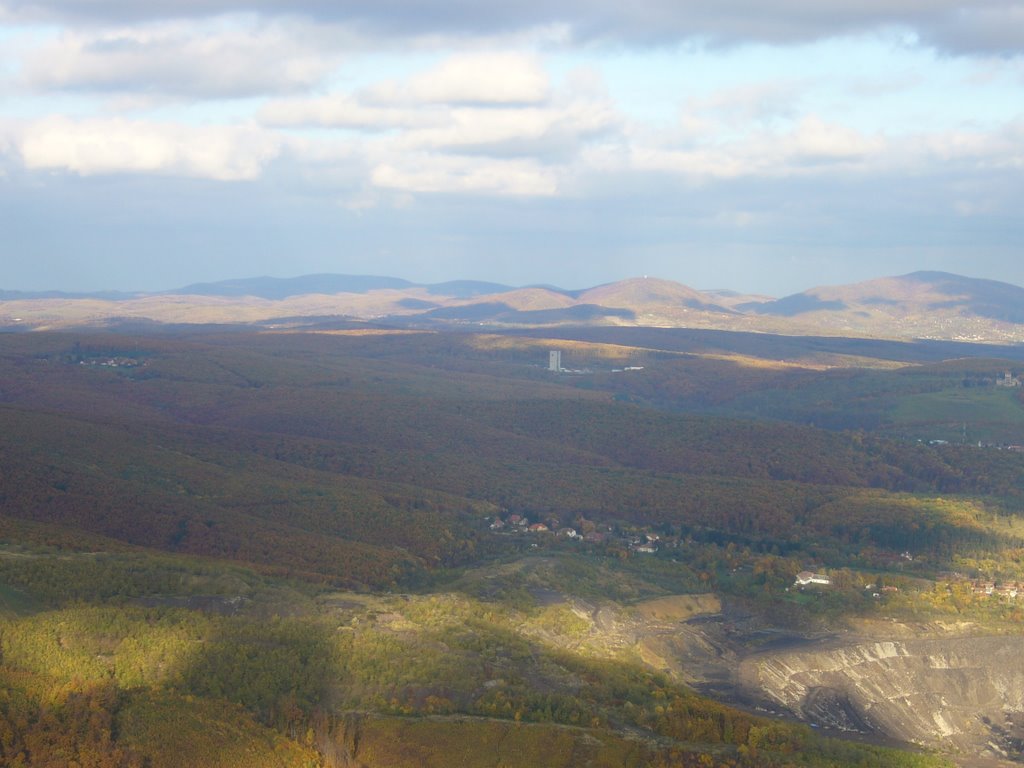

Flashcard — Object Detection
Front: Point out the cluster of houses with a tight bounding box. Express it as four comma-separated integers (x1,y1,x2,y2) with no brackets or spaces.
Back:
488,514,664,553
490,514,581,539
80,356,142,368
970,580,1020,599
939,572,1022,600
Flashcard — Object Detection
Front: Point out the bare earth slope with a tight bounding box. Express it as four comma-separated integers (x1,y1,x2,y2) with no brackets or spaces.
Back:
742,628,1024,758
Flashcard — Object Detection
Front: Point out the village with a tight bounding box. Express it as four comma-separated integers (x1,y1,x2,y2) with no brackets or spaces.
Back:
963,578,1021,599
485,511,1024,614
79,356,144,368
487,512,665,555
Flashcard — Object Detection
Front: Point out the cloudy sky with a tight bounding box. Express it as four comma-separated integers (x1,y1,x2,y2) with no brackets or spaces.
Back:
1,1,1022,295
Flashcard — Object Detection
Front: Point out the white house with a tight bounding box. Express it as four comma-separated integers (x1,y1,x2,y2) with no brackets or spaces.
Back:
794,571,831,586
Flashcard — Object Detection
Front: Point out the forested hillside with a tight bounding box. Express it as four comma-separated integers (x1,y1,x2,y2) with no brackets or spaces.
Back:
1,326,1022,765
2,330,1021,581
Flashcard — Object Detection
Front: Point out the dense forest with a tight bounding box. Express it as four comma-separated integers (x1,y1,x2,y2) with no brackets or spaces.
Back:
2,326,1022,765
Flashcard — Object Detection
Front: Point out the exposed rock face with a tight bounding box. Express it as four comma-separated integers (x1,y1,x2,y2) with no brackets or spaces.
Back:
742,635,1024,757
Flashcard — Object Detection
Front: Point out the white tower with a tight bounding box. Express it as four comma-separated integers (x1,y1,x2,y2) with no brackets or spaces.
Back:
548,350,561,372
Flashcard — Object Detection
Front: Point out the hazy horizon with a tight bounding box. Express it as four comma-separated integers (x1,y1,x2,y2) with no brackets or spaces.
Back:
5,267,1024,301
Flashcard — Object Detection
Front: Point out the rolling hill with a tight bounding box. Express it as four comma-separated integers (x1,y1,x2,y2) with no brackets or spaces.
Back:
2,324,1024,765
5,274,1024,765
4,270,1024,342
746,270,1024,328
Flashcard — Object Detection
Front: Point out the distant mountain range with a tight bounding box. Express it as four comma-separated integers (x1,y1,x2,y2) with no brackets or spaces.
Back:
2,271,1024,343
171,274,515,301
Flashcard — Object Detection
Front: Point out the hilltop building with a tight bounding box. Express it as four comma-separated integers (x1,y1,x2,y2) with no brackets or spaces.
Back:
548,350,562,372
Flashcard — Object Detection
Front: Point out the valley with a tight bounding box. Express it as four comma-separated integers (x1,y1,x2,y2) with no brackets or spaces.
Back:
2,284,1024,766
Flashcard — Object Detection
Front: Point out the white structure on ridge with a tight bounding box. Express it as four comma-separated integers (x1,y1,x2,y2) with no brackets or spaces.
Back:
548,350,562,372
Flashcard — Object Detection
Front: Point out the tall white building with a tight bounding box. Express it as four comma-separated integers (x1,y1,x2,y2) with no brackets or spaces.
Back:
548,350,561,372
997,370,1021,387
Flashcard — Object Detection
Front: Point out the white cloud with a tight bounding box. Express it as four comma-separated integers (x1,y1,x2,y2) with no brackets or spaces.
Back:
397,100,618,156
366,51,550,105
786,115,884,162
20,17,343,97
371,154,557,196
260,95,445,130
624,145,750,180
264,63,1020,202
261,54,618,165
918,119,1024,168
611,110,1024,190
19,116,280,179
604,116,899,181
259,52,589,145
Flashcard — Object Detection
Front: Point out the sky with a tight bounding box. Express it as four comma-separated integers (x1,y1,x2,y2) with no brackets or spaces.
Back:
1,1,1022,296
